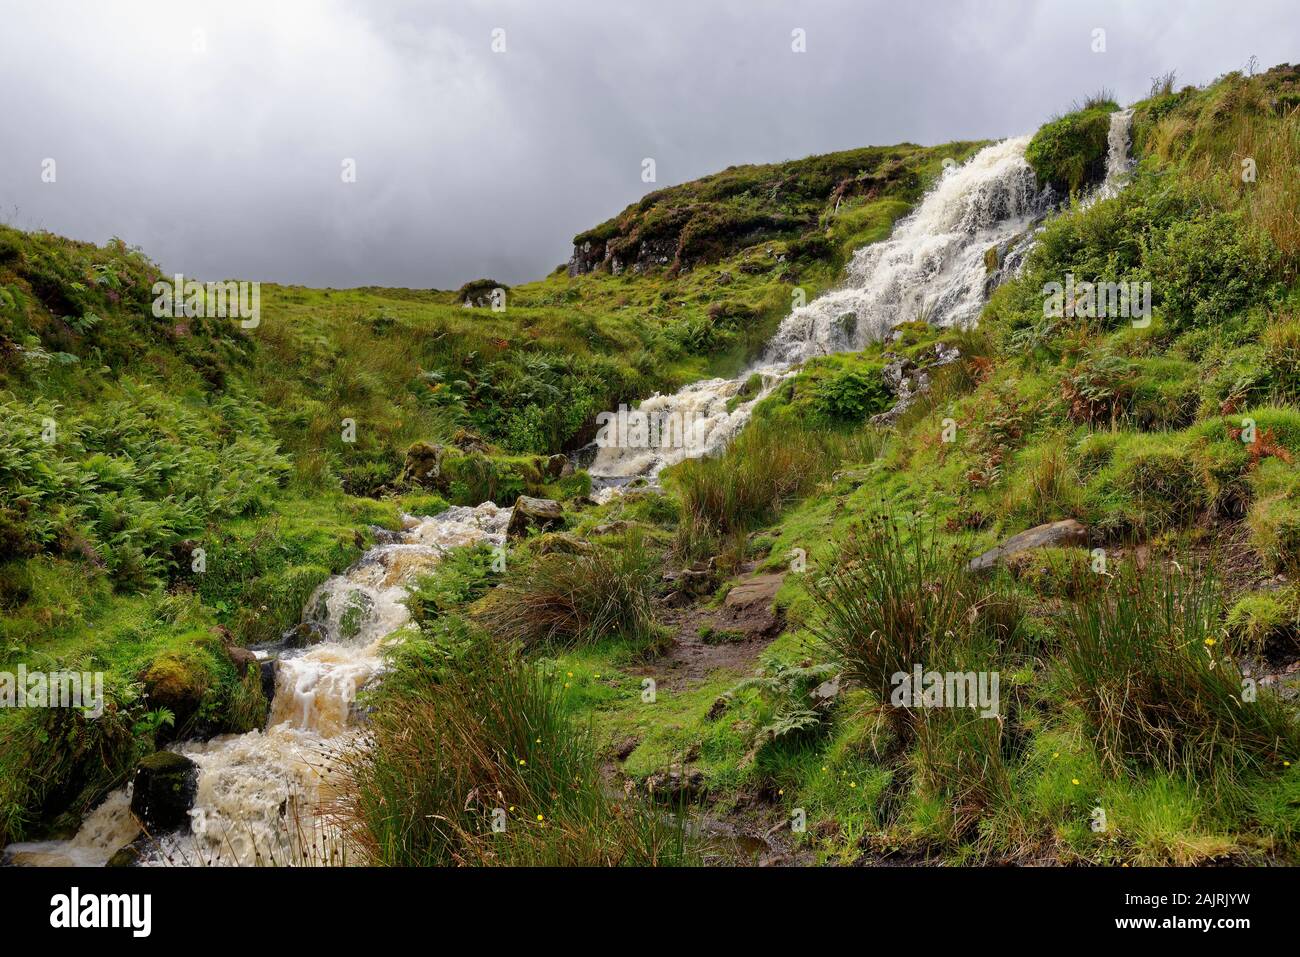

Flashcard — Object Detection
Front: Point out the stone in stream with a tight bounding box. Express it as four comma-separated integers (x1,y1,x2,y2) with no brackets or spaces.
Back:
966,519,1089,573
130,751,199,831
506,495,564,538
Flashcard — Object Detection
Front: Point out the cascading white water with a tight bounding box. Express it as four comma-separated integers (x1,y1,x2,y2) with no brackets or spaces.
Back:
3,502,512,867
588,135,1051,485
1091,108,1135,203
3,115,1138,867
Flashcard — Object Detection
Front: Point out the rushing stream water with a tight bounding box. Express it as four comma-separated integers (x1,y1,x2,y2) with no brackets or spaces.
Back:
587,134,1054,486
4,114,1134,867
4,503,513,867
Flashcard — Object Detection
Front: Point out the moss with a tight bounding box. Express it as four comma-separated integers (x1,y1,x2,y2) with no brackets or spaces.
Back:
1025,104,1116,194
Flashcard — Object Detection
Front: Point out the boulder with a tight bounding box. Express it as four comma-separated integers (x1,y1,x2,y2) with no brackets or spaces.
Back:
967,519,1089,573
401,441,445,490
130,751,198,831
716,572,786,639
544,454,572,479
506,496,564,538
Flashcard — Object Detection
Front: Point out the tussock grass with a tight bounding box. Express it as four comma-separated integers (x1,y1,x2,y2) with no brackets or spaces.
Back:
473,534,662,652
330,638,692,866
1061,558,1298,777
671,417,882,558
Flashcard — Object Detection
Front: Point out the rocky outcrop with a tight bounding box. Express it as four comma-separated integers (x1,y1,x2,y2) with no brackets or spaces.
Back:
967,519,1090,573
506,496,564,538
870,341,962,426
130,751,198,831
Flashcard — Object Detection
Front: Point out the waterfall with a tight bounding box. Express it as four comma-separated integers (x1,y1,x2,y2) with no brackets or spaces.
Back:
588,134,1051,486
3,502,513,867
1092,108,1135,203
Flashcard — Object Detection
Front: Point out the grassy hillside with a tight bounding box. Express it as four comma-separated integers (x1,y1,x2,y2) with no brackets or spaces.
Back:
7,60,1300,867
519,63,1300,865
0,138,970,843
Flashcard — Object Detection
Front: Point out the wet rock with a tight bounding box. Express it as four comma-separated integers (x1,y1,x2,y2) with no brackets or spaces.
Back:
106,842,145,867
967,519,1089,573
645,765,706,804
506,496,564,538
259,658,278,707
130,751,199,831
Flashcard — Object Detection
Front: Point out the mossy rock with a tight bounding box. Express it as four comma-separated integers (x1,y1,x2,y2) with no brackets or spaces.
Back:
129,751,198,830
1025,105,1115,194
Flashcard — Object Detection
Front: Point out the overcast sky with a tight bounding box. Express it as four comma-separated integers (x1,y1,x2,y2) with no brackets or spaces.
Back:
0,1,1296,289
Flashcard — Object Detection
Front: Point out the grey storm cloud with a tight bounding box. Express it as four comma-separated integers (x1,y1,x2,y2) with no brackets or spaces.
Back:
0,0,1296,289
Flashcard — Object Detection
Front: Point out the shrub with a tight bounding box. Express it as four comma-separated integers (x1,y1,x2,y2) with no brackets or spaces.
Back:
806,516,1023,737
1147,213,1279,330
1025,105,1115,194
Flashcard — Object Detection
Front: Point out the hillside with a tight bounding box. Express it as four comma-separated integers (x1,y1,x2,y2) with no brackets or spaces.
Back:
4,62,1300,867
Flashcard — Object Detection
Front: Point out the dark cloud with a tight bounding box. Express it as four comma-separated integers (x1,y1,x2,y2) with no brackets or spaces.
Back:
0,0,1294,288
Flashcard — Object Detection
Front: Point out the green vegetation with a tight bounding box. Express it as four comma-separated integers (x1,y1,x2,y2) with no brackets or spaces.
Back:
6,62,1300,867
1025,92,1119,194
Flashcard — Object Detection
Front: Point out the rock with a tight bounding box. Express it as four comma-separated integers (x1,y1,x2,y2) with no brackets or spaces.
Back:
811,675,842,705
591,520,633,536
401,441,445,490
506,496,564,538
130,751,198,831
716,572,786,639
544,454,570,479
259,658,278,705
664,563,717,599
644,765,706,804
532,532,592,555
225,644,258,678
967,519,1090,573
106,843,143,868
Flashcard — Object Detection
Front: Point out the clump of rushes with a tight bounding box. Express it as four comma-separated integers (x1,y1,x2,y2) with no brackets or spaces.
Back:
330,635,692,866
671,416,882,559
473,533,662,652
806,515,1023,738
1061,558,1298,777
